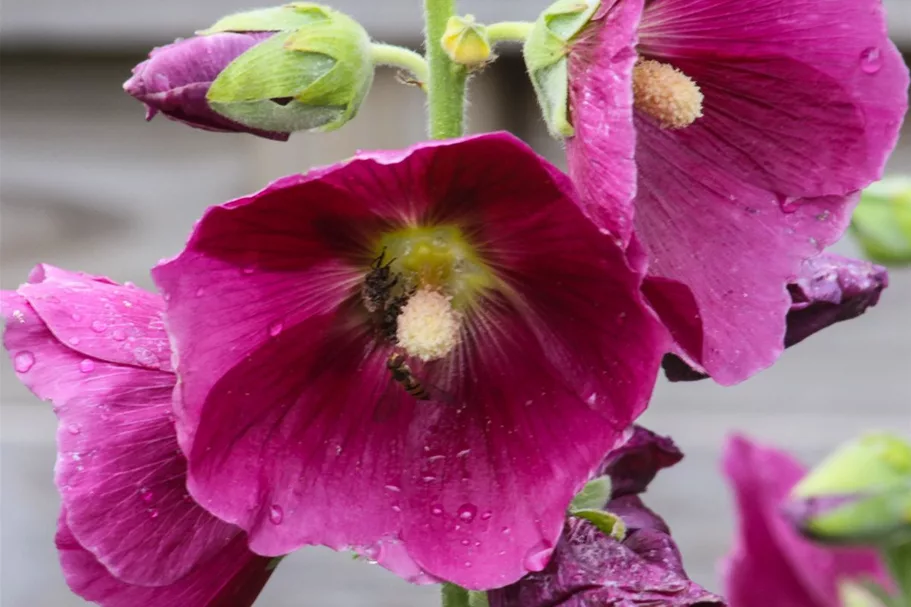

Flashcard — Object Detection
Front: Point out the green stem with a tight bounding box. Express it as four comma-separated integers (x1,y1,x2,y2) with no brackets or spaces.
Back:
882,542,911,606
486,21,535,44
441,583,470,607
423,0,467,138
370,43,431,90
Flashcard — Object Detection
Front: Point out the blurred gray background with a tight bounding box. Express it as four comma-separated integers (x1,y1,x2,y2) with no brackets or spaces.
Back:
1,1,909,605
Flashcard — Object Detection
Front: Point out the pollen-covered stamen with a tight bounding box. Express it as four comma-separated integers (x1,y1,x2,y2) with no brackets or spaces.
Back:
396,288,461,361
632,59,704,129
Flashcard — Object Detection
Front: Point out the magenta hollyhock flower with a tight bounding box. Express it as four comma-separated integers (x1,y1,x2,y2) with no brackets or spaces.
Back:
489,426,724,606
566,0,909,385
722,435,887,607
663,253,889,381
124,33,288,140
151,132,667,589
1,266,276,607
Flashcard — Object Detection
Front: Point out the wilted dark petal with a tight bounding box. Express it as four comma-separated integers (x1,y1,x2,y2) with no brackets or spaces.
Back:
598,426,683,497
489,499,723,607
124,33,289,140
663,253,888,382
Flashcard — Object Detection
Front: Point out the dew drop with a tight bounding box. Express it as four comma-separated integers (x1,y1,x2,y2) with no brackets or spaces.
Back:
860,47,883,74
71,313,82,322
384,484,402,493
431,505,444,516
269,505,284,524
148,508,160,519
133,347,158,366
67,424,81,435
112,329,127,341
460,539,470,546
456,449,471,458
501,526,511,535
13,351,35,373
523,540,554,571
122,300,133,308
463,561,472,568
269,322,284,337
391,504,402,513
139,487,154,503
457,504,477,523
195,287,205,297
422,475,436,483
79,359,95,373
480,511,492,521
91,320,107,333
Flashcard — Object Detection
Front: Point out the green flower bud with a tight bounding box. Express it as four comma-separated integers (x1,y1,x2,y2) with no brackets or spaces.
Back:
786,434,911,547
441,15,493,68
851,177,911,266
205,4,374,134
523,0,601,137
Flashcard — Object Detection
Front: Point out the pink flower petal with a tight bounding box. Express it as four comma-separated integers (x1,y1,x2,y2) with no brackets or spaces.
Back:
2,272,240,587
633,117,858,383
57,511,275,607
722,435,886,607
566,0,643,242
639,0,909,200
154,132,666,589
19,264,172,372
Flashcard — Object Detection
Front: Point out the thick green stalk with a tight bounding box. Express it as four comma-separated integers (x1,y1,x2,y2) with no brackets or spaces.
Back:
423,0,467,138
441,583,471,607
486,21,534,44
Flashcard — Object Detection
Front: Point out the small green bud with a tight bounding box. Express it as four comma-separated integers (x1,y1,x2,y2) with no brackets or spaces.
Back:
523,0,601,137
851,176,911,266
206,4,374,134
441,15,493,68
787,433,911,547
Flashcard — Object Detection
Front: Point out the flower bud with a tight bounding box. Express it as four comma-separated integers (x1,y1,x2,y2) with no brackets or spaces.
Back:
785,433,911,546
441,15,492,68
124,3,373,139
523,0,600,137
851,176,911,266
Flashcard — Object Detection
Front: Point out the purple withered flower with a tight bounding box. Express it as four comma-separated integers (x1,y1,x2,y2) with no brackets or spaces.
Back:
151,132,668,590
663,253,889,381
124,33,288,140
488,426,724,607
563,0,908,385
1,266,276,607
722,435,888,607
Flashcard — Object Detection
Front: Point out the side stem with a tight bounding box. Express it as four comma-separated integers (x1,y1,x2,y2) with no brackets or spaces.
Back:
486,21,534,45
423,0,467,139
370,43,431,90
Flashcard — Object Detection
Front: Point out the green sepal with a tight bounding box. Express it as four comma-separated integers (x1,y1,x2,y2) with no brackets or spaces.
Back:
523,0,601,138
570,475,612,512
571,508,627,541
794,433,911,499
205,8,373,134
467,591,490,607
851,177,911,266
801,487,911,547
840,580,898,607
200,3,331,34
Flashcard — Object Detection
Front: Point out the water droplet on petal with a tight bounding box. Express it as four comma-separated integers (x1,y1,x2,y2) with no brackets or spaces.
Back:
460,539,470,546
457,504,477,523
431,505,444,516
501,526,511,535
523,540,554,571
269,322,283,337
860,47,883,74
456,449,471,458
422,475,436,483
79,359,95,373
148,508,160,519
112,329,127,341
67,424,81,435
13,351,35,373
384,484,401,493
269,505,284,524
139,487,154,503
195,288,205,297
90,320,107,333
71,313,82,322
463,561,472,568
391,504,402,513
480,511,492,521
133,347,158,366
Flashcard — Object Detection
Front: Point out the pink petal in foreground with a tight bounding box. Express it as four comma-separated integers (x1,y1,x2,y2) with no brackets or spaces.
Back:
57,511,276,607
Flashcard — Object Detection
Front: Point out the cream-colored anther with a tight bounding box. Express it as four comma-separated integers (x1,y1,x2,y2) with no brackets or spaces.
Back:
632,59,703,129
396,288,461,361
